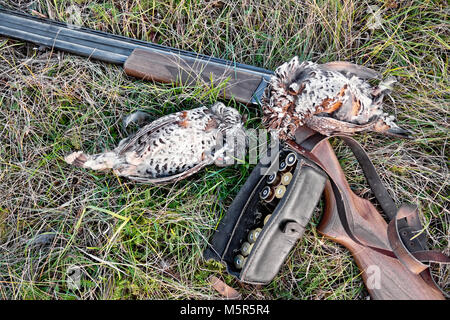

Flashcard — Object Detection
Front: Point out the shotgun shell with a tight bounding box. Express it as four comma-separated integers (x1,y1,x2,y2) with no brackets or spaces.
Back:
266,172,280,185
240,241,254,256
274,185,286,198
248,228,262,243
281,172,293,185
234,254,246,270
285,152,297,167
260,186,275,202
263,214,272,225
279,161,288,172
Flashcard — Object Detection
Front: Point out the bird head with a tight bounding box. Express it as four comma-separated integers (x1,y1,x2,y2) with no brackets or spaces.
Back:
374,114,412,139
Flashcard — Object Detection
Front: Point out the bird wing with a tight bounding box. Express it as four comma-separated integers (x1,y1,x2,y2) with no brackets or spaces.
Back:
116,116,180,155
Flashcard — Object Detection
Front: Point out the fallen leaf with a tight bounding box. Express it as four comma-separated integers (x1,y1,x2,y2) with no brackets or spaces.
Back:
209,276,241,299
385,0,399,9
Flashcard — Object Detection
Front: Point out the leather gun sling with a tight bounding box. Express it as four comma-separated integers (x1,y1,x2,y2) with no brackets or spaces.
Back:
285,134,449,292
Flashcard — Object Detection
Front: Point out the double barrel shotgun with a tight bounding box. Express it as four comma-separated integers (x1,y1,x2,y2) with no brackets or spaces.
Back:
1,8,448,300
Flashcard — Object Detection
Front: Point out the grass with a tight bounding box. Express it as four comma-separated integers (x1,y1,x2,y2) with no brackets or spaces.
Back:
0,0,448,299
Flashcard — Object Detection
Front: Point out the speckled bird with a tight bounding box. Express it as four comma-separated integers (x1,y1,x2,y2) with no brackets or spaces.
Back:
65,102,246,184
262,56,410,140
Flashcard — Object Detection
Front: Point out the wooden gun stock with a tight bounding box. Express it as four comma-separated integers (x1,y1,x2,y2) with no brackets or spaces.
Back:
124,48,268,104
311,141,445,300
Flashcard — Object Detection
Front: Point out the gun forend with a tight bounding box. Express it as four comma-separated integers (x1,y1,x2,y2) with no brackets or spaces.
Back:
124,48,270,104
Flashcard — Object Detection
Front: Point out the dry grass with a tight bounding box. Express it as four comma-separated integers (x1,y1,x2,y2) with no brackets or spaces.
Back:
0,0,448,299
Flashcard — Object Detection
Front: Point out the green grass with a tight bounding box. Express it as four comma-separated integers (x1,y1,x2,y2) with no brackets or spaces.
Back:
0,0,448,299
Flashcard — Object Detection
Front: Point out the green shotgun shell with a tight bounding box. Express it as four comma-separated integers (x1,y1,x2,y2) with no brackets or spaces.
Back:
234,254,246,269
241,241,254,256
274,185,286,198
248,228,262,243
281,172,293,185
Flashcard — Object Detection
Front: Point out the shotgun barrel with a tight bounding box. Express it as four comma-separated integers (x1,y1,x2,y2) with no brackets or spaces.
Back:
0,8,272,104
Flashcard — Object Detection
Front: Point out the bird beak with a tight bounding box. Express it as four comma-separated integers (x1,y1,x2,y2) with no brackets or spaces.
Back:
386,126,413,139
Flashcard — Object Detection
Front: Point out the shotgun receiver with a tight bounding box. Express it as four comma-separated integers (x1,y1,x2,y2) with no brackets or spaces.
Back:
1,8,448,299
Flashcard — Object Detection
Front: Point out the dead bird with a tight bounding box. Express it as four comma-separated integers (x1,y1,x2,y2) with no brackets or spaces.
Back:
262,56,411,140
65,102,247,184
